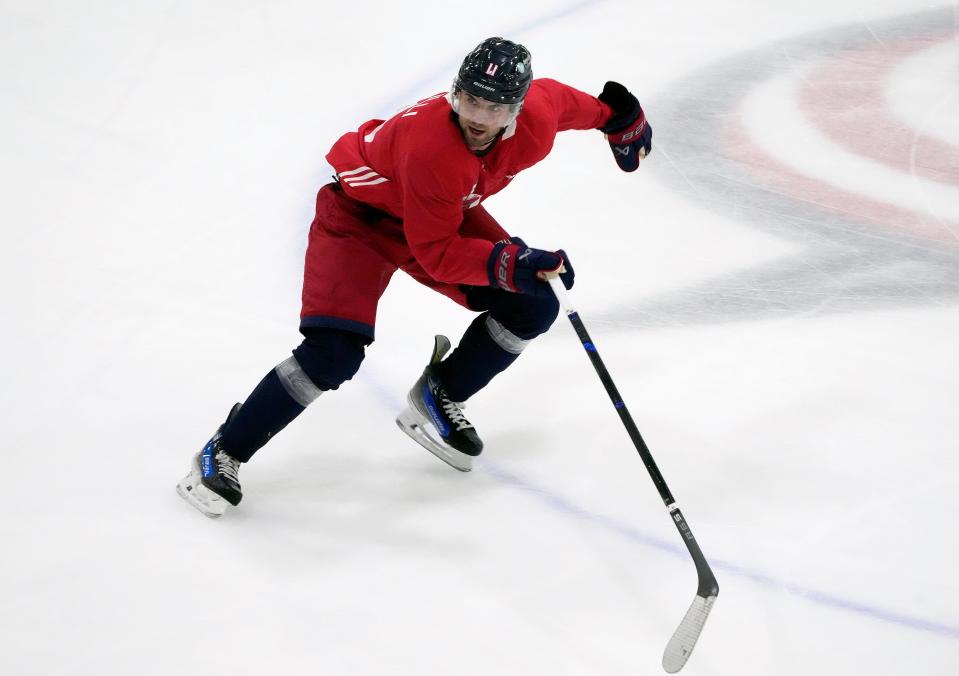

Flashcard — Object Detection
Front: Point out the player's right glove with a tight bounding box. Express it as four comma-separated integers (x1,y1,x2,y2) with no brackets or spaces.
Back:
488,237,574,298
598,81,652,172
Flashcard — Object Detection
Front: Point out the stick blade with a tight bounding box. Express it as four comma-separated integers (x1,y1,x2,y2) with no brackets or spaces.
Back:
662,593,717,673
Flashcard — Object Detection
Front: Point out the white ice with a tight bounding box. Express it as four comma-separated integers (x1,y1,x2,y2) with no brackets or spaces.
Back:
1,1,957,675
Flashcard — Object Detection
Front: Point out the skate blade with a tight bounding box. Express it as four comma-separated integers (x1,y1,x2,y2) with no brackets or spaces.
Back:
176,467,229,518
396,407,472,472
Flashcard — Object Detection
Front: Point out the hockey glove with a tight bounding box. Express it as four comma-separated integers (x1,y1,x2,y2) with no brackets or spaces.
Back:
598,81,652,172
488,237,574,298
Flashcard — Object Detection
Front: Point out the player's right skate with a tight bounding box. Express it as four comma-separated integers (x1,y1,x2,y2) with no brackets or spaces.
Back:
177,403,244,518
396,335,483,472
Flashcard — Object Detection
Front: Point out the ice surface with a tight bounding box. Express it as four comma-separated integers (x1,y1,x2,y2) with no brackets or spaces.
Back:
1,1,957,675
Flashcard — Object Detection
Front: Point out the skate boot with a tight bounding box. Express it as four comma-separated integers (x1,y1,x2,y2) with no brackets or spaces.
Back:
177,403,244,518
396,335,483,472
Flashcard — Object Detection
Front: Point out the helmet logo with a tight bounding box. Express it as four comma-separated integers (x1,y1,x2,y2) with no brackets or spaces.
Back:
485,63,499,76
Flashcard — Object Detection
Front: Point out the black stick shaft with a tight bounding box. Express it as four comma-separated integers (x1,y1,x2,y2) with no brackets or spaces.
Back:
564,309,675,505
549,279,718,597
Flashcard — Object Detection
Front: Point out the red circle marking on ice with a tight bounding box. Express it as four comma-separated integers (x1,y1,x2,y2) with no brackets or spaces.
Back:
797,33,959,188
724,115,958,243
723,31,959,243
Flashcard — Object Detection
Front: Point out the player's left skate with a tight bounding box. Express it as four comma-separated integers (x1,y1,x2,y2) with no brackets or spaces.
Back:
177,403,244,518
396,335,483,472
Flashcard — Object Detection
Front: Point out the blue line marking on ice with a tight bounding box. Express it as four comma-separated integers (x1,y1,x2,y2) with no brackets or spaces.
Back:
323,0,958,648
478,458,959,642
359,359,959,643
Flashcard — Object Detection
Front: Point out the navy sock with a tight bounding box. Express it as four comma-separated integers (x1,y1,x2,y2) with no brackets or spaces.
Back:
436,313,519,402
218,369,306,462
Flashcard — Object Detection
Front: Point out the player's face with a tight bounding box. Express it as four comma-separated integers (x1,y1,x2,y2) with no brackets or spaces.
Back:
454,91,517,149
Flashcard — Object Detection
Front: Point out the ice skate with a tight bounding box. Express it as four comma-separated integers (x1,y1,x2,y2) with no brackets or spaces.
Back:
177,403,244,518
396,335,483,472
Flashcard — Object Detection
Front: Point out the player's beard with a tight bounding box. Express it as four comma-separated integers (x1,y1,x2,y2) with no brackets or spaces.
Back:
458,117,500,150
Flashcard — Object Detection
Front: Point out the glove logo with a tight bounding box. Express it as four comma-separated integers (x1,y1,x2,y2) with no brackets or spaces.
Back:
518,248,533,262
620,121,646,142
615,146,631,156
497,249,514,292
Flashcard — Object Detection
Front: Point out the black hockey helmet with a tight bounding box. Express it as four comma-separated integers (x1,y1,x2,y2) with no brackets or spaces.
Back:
454,37,532,105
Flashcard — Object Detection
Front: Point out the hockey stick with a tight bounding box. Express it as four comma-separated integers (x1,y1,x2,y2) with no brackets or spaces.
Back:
547,275,719,673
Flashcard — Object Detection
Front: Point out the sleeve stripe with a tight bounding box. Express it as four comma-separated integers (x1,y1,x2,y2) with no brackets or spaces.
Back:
348,177,389,187
342,171,379,184
338,165,372,177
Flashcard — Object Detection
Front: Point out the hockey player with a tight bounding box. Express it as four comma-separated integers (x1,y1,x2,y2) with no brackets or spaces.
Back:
177,37,652,517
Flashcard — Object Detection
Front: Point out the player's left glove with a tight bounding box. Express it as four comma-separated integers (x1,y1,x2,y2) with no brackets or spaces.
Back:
598,81,652,172
488,237,574,298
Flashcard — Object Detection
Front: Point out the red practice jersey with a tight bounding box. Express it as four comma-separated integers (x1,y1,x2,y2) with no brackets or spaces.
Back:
325,78,613,287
